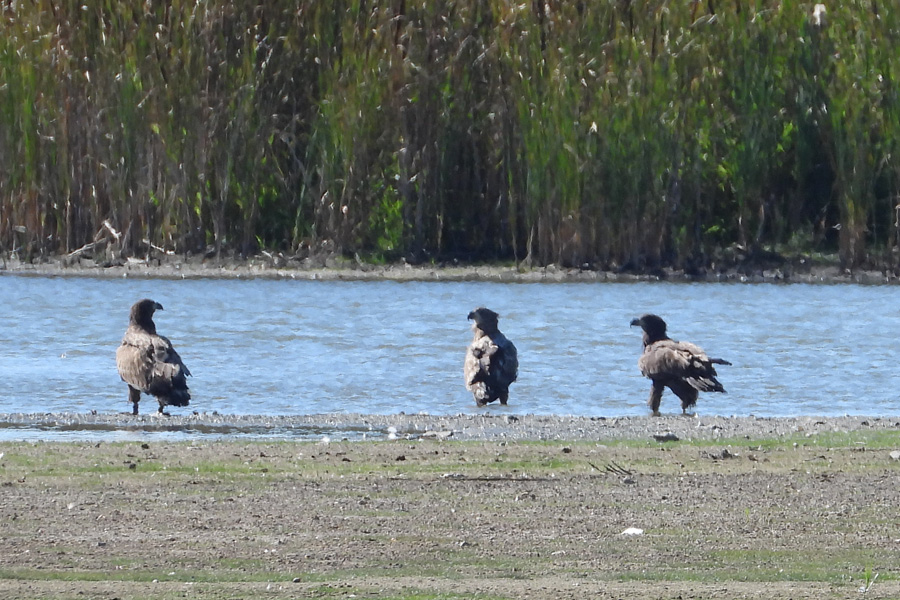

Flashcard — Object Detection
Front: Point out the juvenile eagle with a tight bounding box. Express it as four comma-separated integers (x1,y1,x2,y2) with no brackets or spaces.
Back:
464,307,518,406
630,314,730,416
116,299,191,415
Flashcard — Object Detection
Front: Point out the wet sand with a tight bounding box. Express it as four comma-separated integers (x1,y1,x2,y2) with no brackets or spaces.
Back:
1,411,898,442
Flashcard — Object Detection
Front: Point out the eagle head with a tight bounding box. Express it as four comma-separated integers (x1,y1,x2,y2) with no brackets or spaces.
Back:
468,307,500,330
630,313,667,338
131,298,164,328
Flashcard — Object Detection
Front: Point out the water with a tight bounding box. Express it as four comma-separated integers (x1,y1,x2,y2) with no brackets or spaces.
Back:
0,275,898,428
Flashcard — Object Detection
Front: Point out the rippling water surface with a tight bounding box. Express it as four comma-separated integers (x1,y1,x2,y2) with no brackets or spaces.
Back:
0,275,898,420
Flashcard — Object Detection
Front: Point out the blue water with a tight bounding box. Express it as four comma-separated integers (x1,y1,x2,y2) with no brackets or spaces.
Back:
0,275,897,419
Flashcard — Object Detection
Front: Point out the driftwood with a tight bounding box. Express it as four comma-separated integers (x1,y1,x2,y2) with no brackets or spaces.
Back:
66,220,123,262
66,241,99,260
141,239,174,255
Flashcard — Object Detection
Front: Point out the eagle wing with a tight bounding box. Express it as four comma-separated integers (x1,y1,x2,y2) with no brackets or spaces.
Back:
147,334,191,395
117,328,191,394
492,334,518,389
116,329,155,391
464,333,518,393
638,339,725,392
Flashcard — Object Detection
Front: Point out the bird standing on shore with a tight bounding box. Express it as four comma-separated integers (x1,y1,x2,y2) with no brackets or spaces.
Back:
116,299,191,415
464,307,518,406
630,314,730,416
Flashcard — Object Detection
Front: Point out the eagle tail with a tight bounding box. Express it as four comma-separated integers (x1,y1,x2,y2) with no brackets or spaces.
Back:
709,357,732,366
152,372,191,409
686,376,726,394
161,389,191,407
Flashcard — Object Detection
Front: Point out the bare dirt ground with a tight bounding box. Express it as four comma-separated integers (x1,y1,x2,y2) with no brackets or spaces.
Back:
1,418,899,599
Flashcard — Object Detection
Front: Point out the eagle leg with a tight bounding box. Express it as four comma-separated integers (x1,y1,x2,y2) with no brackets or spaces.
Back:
648,382,664,417
670,382,699,413
128,386,141,415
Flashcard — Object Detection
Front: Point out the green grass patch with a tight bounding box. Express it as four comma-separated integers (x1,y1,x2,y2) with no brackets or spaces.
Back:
0,567,306,585
612,548,898,585
302,587,512,600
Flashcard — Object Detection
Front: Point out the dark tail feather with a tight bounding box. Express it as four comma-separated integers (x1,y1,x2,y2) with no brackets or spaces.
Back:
710,358,732,366
687,376,726,393
162,388,191,407
162,375,191,407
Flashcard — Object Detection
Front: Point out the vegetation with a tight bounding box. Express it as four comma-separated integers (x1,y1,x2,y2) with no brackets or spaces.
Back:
2,1,900,270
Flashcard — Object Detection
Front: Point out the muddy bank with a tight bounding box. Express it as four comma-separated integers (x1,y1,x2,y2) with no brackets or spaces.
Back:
1,412,898,442
1,252,898,284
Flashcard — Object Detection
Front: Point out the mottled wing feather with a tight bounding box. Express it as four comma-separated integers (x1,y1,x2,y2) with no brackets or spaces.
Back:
117,327,190,397
638,340,692,378
116,332,154,391
152,335,191,376
639,339,724,392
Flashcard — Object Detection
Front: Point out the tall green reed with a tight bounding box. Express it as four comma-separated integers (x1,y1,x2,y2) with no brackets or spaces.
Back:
1,0,899,269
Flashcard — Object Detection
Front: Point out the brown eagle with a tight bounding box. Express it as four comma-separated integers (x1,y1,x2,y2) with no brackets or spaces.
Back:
116,299,191,415
630,314,730,416
464,307,518,406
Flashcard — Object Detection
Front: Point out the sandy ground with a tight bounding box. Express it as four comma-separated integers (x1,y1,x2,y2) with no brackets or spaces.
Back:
1,415,899,599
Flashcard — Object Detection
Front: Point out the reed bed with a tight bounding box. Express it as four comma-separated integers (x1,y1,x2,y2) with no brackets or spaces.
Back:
1,0,898,270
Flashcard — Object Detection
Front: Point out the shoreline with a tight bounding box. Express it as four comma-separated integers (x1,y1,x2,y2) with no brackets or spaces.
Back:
2,253,899,284
1,412,897,442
